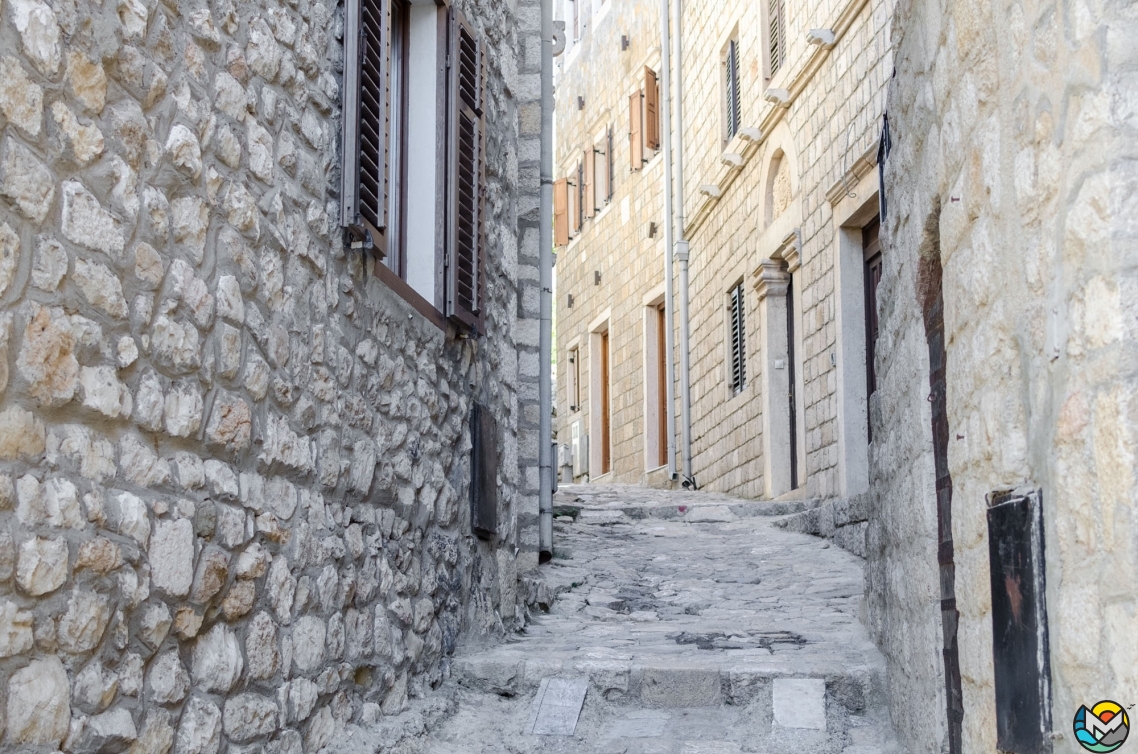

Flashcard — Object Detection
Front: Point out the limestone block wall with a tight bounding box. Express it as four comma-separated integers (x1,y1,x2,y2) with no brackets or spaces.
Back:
681,0,890,499
0,0,534,750
872,0,1138,749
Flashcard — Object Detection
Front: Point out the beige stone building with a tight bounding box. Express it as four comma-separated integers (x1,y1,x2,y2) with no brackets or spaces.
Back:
864,0,1138,750
553,0,673,485
555,0,890,509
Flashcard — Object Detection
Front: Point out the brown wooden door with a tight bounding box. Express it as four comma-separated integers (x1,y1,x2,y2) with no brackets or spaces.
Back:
657,305,667,467
600,330,611,475
863,216,882,442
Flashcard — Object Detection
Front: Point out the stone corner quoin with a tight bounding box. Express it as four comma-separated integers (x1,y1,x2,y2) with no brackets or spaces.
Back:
0,0,539,750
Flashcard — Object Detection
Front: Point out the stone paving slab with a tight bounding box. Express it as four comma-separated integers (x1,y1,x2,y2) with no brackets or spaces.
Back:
554,484,821,520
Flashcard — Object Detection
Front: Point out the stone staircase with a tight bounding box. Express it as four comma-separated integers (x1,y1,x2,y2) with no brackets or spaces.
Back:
332,485,905,753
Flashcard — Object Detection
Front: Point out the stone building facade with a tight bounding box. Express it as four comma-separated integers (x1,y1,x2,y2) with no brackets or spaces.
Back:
0,0,539,750
865,0,1138,750
555,0,891,508
553,0,672,485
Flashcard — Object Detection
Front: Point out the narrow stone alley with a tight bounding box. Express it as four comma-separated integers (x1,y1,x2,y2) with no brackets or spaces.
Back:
343,485,904,753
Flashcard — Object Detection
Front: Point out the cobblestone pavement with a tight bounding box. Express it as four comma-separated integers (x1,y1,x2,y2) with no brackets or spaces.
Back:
410,485,904,754
341,486,901,750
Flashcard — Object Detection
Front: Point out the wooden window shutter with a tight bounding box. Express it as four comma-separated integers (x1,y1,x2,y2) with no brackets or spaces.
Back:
629,90,643,171
726,39,741,140
341,0,389,245
730,283,746,394
644,67,660,151
554,178,569,246
470,403,498,539
769,0,786,76
607,126,614,203
583,148,595,219
446,8,485,331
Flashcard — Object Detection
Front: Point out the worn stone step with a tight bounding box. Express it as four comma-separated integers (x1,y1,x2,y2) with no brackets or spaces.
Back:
451,651,884,713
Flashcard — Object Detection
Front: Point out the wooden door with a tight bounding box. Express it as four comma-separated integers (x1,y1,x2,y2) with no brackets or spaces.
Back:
863,216,882,441
657,305,667,468
600,330,611,475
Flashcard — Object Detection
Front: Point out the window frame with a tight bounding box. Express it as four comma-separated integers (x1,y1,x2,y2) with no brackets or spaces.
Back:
341,0,488,333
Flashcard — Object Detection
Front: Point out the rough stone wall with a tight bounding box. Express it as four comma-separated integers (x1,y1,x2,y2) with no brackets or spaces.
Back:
0,0,533,750
872,0,1138,749
553,0,669,483
682,0,890,499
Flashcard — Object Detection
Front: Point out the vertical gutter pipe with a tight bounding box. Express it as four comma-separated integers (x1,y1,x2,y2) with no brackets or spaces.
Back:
660,0,678,479
539,0,554,561
671,0,694,487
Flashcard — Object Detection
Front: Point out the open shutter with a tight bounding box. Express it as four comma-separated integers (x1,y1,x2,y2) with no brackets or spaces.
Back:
726,40,741,140
644,67,660,151
769,0,785,76
583,148,595,219
341,0,389,245
607,126,614,202
554,178,569,246
629,90,643,171
730,283,746,394
446,8,485,331
569,162,582,236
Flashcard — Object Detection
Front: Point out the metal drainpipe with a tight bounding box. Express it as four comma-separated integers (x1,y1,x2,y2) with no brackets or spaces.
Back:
672,0,694,488
660,0,678,479
538,0,555,562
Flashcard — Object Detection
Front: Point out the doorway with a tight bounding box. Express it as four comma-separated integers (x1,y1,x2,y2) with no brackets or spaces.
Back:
863,216,882,442
599,329,611,475
787,274,798,490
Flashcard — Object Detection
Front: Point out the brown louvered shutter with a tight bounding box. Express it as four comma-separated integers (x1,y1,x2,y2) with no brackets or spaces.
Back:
644,67,660,151
607,126,614,202
769,0,785,76
446,8,485,330
341,0,389,244
629,90,643,171
583,148,595,219
730,282,746,394
569,163,582,236
554,178,569,246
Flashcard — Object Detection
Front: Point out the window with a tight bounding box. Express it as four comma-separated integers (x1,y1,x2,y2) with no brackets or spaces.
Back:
768,0,786,77
574,159,584,233
729,282,746,395
570,0,580,41
341,1,487,330
629,68,659,172
725,39,741,142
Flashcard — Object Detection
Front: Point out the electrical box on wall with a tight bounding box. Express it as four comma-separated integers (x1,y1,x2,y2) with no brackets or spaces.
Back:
987,487,1052,754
